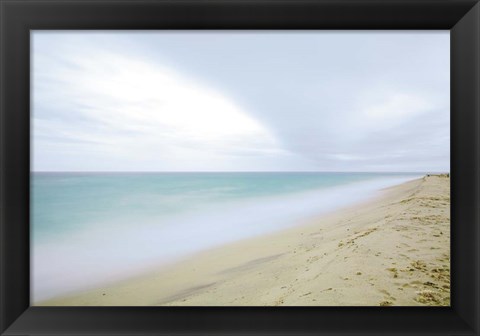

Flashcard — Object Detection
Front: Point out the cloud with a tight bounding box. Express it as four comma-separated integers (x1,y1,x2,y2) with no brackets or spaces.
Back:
33,39,295,171
362,93,433,124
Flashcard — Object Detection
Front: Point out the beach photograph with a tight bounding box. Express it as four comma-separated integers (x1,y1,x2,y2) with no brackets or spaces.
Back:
31,31,450,306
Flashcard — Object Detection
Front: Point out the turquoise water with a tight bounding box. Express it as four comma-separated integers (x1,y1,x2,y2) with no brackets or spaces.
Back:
31,172,421,302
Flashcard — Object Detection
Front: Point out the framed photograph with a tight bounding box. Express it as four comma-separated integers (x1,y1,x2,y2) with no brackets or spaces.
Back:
1,0,479,335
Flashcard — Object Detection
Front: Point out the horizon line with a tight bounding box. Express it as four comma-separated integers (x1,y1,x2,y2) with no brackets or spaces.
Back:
30,170,446,174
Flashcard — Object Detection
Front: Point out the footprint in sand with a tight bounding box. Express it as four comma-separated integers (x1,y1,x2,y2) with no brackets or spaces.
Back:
386,267,399,278
379,289,396,302
379,301,393,306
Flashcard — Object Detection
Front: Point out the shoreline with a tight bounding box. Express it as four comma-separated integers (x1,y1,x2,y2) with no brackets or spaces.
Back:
38,174,450,306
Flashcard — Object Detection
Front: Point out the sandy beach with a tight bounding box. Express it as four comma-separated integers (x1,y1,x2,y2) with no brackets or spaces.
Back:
40,174,450,307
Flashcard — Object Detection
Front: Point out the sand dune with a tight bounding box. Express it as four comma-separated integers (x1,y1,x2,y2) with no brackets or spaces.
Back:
40,175,450,306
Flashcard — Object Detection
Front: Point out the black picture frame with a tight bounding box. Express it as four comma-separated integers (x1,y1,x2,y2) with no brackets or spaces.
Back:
1,0,479,335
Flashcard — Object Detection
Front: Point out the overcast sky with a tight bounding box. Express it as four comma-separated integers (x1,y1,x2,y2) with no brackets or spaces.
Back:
32,31,449,172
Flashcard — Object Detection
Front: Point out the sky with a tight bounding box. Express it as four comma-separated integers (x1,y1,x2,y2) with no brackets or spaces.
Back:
32,31,450,172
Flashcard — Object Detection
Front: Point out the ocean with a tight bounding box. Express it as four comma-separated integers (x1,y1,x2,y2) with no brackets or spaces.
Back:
31,172,421,302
